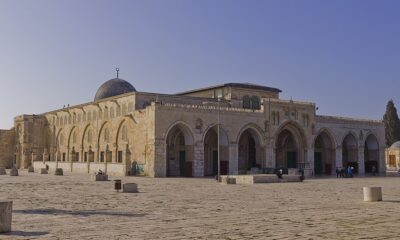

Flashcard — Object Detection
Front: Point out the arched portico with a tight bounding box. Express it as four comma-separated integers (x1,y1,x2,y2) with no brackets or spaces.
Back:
166,123,194,177
203,125,229,176
342,133,358,173
237,127,263,173
364,134,379,173
275,122,307,172
313,130,336,175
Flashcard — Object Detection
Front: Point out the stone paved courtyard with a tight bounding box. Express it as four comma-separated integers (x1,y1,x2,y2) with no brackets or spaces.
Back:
1,171,400,240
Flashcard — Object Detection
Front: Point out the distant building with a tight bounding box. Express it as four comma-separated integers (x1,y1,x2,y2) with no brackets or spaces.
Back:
386,141,400,172
0,78,385,176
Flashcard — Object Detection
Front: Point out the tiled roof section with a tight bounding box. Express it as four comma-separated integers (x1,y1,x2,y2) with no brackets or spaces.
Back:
176,83,282,95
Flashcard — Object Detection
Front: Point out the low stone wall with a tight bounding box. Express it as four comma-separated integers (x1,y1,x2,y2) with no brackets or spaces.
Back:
34,161,124,176
221,174,303,184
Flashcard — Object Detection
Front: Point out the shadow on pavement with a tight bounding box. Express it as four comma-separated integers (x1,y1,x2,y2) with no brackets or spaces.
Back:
14,209,146,217
1,231,49,237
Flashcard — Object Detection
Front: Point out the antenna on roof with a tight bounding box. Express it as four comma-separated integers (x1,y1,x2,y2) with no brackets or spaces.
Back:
116,68,120,78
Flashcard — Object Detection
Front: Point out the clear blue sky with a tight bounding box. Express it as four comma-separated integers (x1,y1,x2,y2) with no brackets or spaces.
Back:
1,0,399,128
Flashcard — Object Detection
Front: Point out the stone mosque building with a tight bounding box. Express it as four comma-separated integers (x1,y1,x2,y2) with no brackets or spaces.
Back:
0,77,386,177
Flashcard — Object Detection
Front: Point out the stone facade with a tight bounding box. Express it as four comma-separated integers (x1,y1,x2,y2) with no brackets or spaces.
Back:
0,80,385,177
0,129,15,168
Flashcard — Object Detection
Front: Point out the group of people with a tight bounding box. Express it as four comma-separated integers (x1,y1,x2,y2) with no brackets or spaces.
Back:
335,166,354,178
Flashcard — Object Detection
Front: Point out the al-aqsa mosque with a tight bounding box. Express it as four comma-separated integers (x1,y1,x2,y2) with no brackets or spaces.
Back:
0,75,386,177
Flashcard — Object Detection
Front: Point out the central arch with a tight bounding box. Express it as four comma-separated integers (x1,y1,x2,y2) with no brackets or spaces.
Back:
313,130,336,175
237,126,264,173
364,134,379,173
165,122,194,177
275,122,307,172
203,125,229,176
342,133,358,173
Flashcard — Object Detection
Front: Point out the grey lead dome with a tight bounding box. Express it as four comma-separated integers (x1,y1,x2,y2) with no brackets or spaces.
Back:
94,78,136,101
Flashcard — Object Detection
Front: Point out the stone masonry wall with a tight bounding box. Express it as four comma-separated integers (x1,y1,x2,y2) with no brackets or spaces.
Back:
0,129,15,168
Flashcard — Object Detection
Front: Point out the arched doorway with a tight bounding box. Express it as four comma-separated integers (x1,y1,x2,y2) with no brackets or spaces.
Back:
204,126,229,176
166,124,194,177
342,134,358,173
276,129,298,171
364,134,379,173
275,123,307,173
314,131,335,175
238,128,262,173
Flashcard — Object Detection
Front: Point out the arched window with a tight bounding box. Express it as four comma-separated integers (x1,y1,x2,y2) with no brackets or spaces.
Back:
243,95,251,109
250,96,260,109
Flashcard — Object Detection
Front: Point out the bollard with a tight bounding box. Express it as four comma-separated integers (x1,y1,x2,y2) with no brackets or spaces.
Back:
10,168,18,176
0,167,6,175
122,183,138,193
114,179,122,192
55,168,63,176
0,201,12,233
363,187,382,202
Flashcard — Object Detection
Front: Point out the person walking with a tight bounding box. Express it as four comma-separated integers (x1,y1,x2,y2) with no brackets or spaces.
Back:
336,167,340,178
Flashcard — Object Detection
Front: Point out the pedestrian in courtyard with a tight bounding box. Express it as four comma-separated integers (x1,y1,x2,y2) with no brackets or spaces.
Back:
347,166,353,178
340,168,346,178
372,166,377,176
336,167,340,178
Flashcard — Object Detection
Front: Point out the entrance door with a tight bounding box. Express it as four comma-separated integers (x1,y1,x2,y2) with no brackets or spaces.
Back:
179,151,185,176
314,152,323,175
287,151,297,168
248,138,256,169
212,150,218,176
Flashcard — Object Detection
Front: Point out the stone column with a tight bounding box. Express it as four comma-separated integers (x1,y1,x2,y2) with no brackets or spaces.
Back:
379,147,386,174
358,147,365,175
265,145,275,169
335,147,343,168
153,140,166,177
192,143,204,177
228,144,238,175
306,148,314,169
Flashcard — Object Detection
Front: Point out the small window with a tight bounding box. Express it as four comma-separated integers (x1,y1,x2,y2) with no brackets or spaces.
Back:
118,151,123,163
100,152,104,162
243,95,251,109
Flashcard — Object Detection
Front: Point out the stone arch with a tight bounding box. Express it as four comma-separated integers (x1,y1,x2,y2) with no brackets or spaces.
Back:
342,132,359,173
313,129,336,175
237,124,265,173
98,122,113,163
67,127,80,162
364,133,379,173
56,128,66,162
165,121,195,177
115,118,136,174
202,124,229,176
274,121,308,172
82,124,95,163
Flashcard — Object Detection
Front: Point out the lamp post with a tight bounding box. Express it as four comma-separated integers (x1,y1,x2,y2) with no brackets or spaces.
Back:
203,98,225,181
217,97,221,181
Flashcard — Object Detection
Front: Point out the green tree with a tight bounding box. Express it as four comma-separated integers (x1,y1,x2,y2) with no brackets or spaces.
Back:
383,100,400,147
